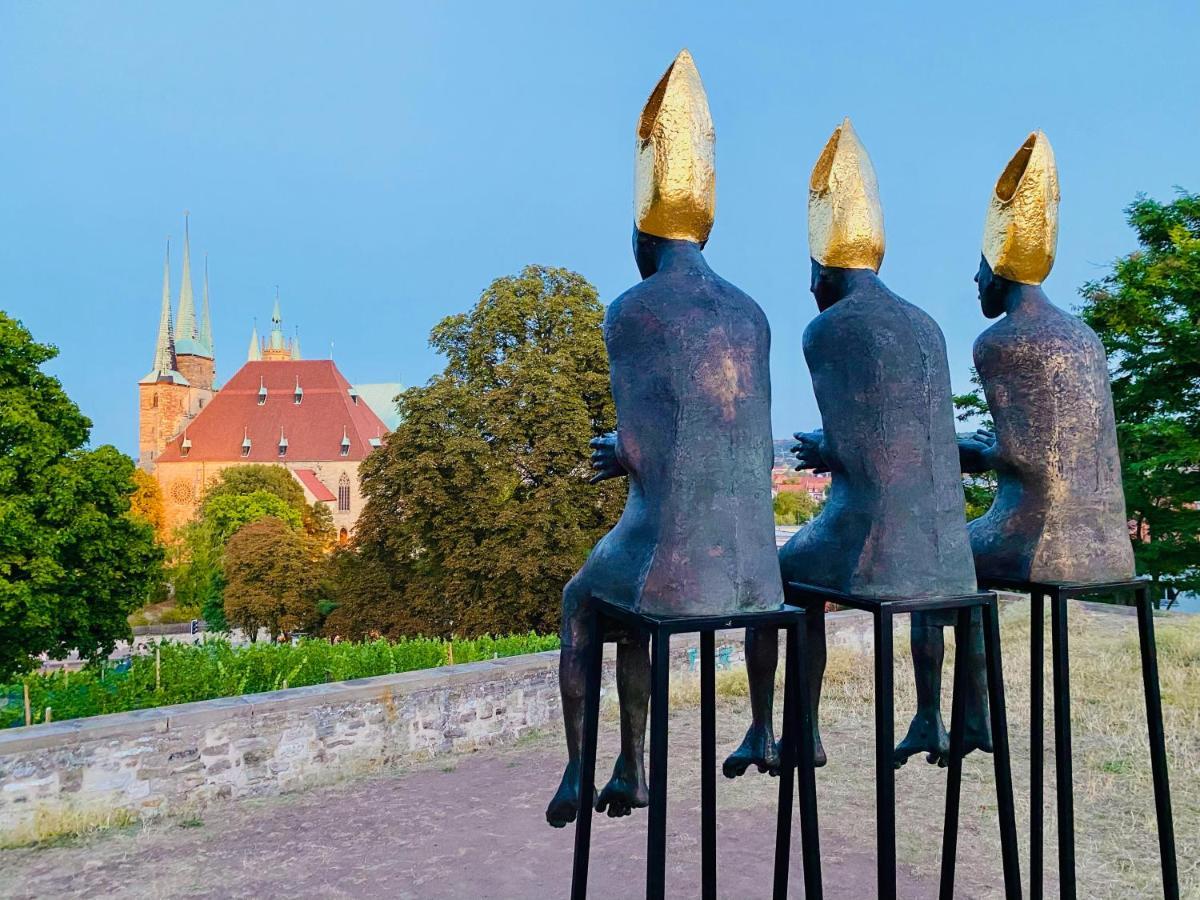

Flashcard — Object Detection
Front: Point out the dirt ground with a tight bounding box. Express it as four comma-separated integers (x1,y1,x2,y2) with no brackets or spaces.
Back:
1,603,1194,899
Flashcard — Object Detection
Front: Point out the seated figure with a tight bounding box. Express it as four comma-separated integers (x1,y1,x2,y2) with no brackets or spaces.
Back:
546,50,782,828
960,130,1134,584
725,119,982,777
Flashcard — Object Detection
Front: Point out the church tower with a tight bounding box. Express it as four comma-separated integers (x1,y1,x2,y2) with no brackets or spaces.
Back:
256,291,301,361
138,240,194,469
173,213,216,392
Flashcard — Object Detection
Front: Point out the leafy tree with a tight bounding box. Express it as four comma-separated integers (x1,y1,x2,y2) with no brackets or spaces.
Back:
1080,190,1200,602
129,468,166,538
0,313,162,677
353,265,622,637
223,517,321,640
953,369,997,521
201,463,332,540
773,491,820,525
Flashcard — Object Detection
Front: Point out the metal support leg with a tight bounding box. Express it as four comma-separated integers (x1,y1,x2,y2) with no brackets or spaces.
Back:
982,597,1022,899
700,630,716,900
875,609,896,900
1134,586,1179,899
571,610,604,900
773,621,798,900
1049,589,1076,900
939,607,972,899
1030,589,1044,900
794,615,823,899
647,629,670,900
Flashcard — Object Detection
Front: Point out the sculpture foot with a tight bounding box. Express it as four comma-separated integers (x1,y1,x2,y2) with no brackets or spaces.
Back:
811,732,828,768
722,724,780,778
894,712,950,769
962,719,994,757
546,760,586,828
595,753,648,819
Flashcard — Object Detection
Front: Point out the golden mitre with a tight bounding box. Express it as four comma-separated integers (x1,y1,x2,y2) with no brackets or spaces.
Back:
808,117,885,271
634,49,716,243
982,131,1059,284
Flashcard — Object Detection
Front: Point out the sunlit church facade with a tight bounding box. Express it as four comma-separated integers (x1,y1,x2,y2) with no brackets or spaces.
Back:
137,218,399,541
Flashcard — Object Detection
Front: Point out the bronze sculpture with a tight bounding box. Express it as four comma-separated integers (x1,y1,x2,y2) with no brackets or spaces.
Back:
546,50,782,828
726,120,985,776
960,130,1134,583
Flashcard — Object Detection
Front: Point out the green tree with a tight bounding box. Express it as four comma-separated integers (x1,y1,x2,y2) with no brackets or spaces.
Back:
0,313,162,677
1080,190,1200,601
773,491,819,525
953,369,997,521
200,463,333,541
223,517,320,640
352,265,622,637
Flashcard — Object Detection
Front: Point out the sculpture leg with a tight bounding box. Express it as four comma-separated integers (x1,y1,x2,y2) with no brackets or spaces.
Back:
723,625,781,777
548,578,592,827
596,635,651,817
806,603,828,767
961,608,994,756
896,612,950,767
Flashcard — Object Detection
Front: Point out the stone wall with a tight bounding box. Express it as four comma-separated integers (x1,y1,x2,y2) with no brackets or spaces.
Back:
0,606,895,845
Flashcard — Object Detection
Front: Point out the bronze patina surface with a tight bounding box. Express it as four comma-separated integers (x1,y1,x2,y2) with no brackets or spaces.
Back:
547,51,780,830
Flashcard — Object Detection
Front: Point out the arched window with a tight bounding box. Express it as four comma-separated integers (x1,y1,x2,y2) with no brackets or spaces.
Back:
338,473,351,512
338,527,349,545
152,393,159,408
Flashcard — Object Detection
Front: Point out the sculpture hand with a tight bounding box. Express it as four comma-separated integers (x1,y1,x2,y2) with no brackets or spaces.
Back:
958,428,997,474
588,432,627,484
791,430,829,475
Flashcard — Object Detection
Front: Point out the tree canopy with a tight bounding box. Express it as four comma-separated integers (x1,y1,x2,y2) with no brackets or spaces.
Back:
223,517,321,640
773,491,820,526
347,265,622,637
1080,190,1200,599
0,313,161,677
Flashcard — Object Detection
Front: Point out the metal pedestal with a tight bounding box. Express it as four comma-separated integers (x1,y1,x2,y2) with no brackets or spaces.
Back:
569,600,822,900
981,577,1178,900
786,582,1022,900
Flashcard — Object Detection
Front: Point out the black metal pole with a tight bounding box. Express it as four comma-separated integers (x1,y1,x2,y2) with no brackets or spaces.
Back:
1049,589,1076,900
1030,589,1044,900
647,628,670,900
700,629,716,900
874,609,897,900
982,597,1022,899
939,606,972,899
1134,585,1180,900
793,614,824,899
571,610,604,900
773,620,798,900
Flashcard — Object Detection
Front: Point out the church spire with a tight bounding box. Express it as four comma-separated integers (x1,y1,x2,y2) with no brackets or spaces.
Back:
247,322,262,361
199,253,214,357
175,213,199,349
140,239,187,384
267,288,287,352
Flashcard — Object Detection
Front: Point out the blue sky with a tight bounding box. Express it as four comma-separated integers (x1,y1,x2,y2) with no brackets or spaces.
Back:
2,2,1197,454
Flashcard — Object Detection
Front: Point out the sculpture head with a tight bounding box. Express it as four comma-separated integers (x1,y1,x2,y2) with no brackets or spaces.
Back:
633,50,715,246
975,255,1011,319
981,131,1059,285
807,118,885,310
633,227,705,279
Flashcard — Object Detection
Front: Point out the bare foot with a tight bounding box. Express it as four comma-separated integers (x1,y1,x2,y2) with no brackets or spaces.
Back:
811,730,828,768
546,761,580,828
723,724,781,778
962,716,994,757
595,753,648,819
894,712,949,768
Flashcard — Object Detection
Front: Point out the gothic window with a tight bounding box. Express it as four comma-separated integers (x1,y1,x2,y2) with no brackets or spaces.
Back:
338,473,351,512
338,528,349,546
152,393,159,408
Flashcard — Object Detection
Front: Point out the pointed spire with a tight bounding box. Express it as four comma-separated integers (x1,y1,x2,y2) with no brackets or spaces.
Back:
199,253,214,357
247,322,262,361
174,212,200,354
291,326,302,360
268,287,286,352
141,239,187,385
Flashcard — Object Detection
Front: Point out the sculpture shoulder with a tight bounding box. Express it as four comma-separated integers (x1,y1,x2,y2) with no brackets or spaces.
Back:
803,285,944,355
974,301,1108,367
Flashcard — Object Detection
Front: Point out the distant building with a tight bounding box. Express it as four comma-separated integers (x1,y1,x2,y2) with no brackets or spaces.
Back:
772,467,831,502
137,217,396,541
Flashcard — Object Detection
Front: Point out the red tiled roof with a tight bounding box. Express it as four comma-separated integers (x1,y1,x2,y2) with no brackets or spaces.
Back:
292,468,336,502
158,360,388,463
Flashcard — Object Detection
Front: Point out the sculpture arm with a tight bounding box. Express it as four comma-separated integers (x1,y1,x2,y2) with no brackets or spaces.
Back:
791,429,830,475
958,428,997,475
588,431,628,484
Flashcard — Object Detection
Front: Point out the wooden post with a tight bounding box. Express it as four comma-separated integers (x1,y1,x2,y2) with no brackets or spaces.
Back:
23,684,31,727
44,707,52,724
155,646,162,692
447,642,455,666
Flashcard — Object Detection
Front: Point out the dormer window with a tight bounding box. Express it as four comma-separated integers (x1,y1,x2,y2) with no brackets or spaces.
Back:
278,428,288,458
180,434,192,458
257,377,268,406
241,429,252,458
340,427,351,457
348,386,359,405
294,377,303,405
369,437,382,448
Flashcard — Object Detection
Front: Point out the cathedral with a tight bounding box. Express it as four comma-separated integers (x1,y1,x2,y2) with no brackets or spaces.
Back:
138,217,399,541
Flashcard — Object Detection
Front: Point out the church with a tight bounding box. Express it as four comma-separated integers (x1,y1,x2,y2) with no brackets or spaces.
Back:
138,217,399,541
